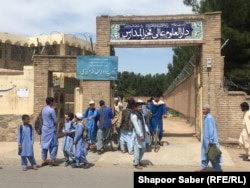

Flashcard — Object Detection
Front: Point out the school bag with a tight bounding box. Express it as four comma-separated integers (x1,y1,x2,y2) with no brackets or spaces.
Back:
34,110,43,135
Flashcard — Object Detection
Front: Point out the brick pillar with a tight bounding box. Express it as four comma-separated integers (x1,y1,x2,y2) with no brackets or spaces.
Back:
201,12,222,119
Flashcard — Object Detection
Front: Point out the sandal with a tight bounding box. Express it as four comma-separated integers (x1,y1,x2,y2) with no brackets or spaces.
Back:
49,160,58,166
134,165,143,169
139,162,144,166
50,162,58,166
22,167,28,171
71,163,81,168
41,161,49,166
158,141,164,146
195,168,206,172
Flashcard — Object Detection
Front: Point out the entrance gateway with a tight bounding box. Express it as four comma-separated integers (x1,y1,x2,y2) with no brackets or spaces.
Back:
33,12,223,139
95,12,223,138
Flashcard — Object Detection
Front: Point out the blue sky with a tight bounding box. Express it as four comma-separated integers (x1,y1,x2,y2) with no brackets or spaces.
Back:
0,0,193,75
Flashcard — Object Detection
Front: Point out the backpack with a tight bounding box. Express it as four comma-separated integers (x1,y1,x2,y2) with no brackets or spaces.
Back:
144,108,152,125
120,108,133,130
34,111,43,135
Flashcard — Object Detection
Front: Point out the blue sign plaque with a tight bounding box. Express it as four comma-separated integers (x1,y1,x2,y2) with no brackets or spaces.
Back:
76,56,118,80
110,21,202,41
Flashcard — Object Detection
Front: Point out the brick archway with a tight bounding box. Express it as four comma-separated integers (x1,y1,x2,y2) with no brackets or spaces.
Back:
95,12,223,138
33,12,223,139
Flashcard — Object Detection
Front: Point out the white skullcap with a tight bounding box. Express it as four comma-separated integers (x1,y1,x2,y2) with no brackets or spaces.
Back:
89,101,95,105
204,104,211,110
114,97,119,100
75,113,83,120
136,99,144,103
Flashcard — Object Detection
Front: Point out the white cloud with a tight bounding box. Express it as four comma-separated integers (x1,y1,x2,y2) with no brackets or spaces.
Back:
0,0,193,75
0,0,193,36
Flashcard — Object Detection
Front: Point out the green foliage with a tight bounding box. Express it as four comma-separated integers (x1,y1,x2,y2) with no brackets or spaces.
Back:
115,71,168,99
164,46,198,88
184,0,250,93
168,109,179,117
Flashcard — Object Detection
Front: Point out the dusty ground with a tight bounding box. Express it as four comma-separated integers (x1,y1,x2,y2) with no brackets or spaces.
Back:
0,116,249,172
163,116,250,171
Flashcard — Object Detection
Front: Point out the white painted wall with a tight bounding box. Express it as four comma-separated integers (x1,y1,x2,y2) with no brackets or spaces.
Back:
0,66,34,115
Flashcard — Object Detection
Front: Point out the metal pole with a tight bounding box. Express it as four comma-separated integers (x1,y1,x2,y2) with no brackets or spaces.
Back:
208,71,210,104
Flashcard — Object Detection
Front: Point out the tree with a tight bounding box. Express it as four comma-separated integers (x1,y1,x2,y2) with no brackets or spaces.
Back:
184,0,250,93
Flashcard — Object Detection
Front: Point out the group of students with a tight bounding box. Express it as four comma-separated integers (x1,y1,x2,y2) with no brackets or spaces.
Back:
110,95,168,169
17,97,91,171
17,95,168,171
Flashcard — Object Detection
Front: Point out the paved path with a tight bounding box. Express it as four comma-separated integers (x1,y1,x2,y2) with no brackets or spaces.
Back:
0,116,249,171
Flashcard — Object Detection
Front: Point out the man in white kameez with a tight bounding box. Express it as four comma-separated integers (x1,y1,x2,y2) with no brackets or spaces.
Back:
131,102,150,169
239,102,250,161
41,97,58,166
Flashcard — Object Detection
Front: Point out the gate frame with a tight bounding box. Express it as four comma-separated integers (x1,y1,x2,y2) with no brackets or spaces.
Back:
95,12,223,138
33,12,223,139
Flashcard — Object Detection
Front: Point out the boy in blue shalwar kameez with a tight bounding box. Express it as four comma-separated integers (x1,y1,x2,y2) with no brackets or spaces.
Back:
71,113,89,169
82,101,98,150
17,114,38,171
62,112,75,167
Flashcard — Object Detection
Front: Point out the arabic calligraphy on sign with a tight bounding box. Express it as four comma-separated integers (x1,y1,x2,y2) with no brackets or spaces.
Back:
76,56,118,80
110,21,202,41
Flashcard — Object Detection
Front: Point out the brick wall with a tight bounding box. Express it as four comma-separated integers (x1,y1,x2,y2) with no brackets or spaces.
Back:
164,72,250,143
164,74,196,123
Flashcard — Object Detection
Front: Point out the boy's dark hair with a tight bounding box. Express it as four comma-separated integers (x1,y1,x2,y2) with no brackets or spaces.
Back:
240,102,249,111
46,97,54,105
22,114,30,121
134,102,143,107
66,112,74,120
20,114,32,143
154,94,162,98
126,96,135,109
99,100,105,106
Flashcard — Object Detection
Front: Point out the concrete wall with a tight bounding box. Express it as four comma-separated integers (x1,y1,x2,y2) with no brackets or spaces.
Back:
0,66,34,115
0,115,25,141
0,66,34,141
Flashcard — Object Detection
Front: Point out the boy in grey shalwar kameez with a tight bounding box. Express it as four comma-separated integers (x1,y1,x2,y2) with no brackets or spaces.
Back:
131,102,150,169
